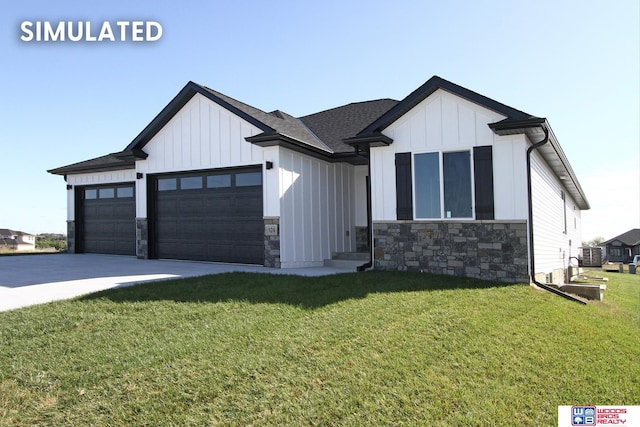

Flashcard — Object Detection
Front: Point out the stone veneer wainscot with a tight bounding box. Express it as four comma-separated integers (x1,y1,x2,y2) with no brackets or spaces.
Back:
373,221,529,283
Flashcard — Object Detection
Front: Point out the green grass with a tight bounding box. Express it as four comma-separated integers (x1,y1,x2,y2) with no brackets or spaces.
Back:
1,271,638,426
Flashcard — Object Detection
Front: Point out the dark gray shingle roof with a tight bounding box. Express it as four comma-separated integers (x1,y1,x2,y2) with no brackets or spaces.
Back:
198,86,333,153
49,76,558,175
300,99,399,153
48,154,134,175
603,229,640,246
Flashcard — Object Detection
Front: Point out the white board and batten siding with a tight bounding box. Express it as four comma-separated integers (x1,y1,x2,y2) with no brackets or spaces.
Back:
354,166,368,227
492,135,529,220
66,170,136,221
278,147,356,268
530,149,582,280
132,92,357,267
66,93,356,268
370,88,529,222
135,93,268,217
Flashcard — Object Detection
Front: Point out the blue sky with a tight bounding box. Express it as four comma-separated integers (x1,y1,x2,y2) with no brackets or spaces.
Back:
1,0,638,242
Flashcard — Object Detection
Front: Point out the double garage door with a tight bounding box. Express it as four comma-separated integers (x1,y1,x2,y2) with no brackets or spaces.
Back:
77,167,264,264
151,168,264,264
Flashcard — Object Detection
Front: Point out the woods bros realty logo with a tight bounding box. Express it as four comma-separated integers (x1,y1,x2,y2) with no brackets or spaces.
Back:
558,406,640,426
19,21,162,42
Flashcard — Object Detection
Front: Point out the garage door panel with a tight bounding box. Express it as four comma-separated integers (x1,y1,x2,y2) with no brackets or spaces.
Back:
233,245,263,264
178,242,207,259
157,222,179,239
156,198,179,212
154,168,263,264
113,221,134,235
235,206,262,217
80,184,135,256
115,205,135,217
179,195,207,212
205,198,235,213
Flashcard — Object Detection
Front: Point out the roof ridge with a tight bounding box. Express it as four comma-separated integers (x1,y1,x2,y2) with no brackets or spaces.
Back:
291,116,333,153
199,85,285,120
197,85,332,152
300,98,399,119
263,109,334,153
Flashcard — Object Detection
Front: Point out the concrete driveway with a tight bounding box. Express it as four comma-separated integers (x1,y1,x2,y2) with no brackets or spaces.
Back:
0,254,355,312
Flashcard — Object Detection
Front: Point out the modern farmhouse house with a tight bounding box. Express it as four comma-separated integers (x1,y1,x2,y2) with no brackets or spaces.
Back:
49,76,589,285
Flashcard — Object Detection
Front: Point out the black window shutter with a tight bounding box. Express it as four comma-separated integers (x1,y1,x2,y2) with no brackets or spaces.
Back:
473,146,495,220
395,152,413,220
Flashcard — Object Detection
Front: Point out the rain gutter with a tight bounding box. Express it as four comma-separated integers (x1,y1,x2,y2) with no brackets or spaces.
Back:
357,145,373,272
526,126,586,304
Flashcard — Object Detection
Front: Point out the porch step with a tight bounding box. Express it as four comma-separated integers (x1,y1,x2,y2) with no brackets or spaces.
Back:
323,252,369,270
331,252,369,261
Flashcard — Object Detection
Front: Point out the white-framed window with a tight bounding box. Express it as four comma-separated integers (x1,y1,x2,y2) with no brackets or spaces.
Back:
413,150,474,219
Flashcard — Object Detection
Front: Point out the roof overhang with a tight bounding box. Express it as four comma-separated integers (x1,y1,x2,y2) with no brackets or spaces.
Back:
343,134,394,148
246,133,366,165
112,148,148,161
47,152,139,176
490,118,590,210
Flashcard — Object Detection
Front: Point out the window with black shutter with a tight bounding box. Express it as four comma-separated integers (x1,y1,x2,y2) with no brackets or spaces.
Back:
395,152,413,220
473,145,495,220
397,147,495,220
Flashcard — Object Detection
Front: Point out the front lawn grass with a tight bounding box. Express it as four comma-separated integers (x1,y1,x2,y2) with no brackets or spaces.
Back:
1,271,638,426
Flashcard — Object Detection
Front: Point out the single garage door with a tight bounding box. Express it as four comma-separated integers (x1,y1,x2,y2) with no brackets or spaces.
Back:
153,167,264,264
78,184,136,255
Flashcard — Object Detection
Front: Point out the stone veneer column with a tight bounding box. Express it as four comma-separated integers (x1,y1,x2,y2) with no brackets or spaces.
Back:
66,220,75,253
136,218,149,259
373,221,529,283
264,217,281,268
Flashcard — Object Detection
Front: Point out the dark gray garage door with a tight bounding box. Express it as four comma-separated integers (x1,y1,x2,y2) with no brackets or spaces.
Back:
153,167,264,264
79,184,136,255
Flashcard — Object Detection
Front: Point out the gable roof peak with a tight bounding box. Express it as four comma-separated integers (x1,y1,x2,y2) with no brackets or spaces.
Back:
354,75,538,138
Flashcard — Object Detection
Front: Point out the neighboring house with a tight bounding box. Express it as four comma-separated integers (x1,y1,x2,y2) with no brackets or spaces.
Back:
0,229,36,251
602,229,640,263
49,76,589,285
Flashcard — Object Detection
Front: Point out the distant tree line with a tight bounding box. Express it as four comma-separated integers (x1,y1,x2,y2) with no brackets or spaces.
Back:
36,234,67,251
581,237,605,247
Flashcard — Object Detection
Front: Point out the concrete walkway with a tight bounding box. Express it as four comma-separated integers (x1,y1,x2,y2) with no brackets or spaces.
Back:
0,254,355,312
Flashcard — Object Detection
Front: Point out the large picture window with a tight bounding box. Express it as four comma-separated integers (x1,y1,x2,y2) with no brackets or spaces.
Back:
414,150,472,219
